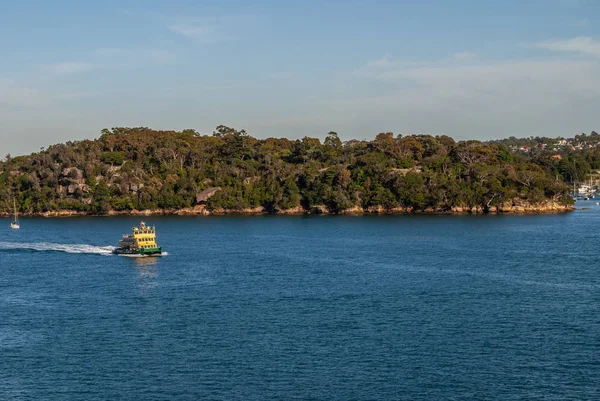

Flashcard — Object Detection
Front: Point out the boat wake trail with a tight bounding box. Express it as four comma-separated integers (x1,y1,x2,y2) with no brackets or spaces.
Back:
118,251,168,258
0,242,114,256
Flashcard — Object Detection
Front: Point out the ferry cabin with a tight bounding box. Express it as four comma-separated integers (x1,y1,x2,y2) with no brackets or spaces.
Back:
132,224,158,250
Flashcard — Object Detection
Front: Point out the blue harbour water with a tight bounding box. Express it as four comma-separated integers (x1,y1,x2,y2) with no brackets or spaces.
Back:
1,203,600,400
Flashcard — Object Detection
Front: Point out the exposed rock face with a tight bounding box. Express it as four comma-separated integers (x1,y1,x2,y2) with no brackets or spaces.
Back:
243,176,260,185
129,183,144,192
66,183,90,194
493,200,574,214
446,201,574,214
175,206,210,215
339,206,364,215
195,187,221,204
209,206,265,214
364,206,387,214
107,165,121,174
39,210,87,217
389,167,423,176
12,198,573,217
61,167,83,179
277,206,305,214
59,167,89,194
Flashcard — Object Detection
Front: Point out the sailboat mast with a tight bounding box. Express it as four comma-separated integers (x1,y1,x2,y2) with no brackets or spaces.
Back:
13,198,18,223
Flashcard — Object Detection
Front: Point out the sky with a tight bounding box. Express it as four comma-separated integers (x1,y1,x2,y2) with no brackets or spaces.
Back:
1,0,600,156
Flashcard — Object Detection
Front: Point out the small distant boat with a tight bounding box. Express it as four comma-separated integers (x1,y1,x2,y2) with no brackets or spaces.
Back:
113,221,162,256
9,198,19,229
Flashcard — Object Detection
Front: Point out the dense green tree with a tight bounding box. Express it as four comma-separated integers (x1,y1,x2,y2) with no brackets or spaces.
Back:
0,126,578,216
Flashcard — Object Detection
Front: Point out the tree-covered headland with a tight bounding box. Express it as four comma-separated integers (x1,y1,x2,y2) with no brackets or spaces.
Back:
0,127,583,216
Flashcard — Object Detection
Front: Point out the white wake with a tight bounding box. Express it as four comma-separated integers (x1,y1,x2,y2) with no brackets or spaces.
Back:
118,251,168,258
0,242,115,255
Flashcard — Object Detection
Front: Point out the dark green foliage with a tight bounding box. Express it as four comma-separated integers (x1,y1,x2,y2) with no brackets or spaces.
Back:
102,151,126,165
0,127,577,215
91,181,110,213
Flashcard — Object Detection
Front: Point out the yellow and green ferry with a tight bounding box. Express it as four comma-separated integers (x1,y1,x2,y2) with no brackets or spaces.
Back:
113,221,162,256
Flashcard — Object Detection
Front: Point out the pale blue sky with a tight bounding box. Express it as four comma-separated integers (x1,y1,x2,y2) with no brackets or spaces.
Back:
1,0,599,155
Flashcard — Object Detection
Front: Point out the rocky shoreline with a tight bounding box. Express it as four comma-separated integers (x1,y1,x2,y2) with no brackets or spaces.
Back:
0,200,575,218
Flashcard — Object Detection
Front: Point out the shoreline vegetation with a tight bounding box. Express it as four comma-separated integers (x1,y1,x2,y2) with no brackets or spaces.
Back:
0,201,575,217
1,126,591,217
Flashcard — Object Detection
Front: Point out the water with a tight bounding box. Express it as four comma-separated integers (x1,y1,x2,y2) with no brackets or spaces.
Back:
1,204,599,400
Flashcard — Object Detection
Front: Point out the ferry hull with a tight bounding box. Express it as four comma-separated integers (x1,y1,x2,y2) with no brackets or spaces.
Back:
112,247,162,256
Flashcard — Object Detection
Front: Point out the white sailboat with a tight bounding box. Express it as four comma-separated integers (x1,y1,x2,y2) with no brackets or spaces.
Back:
10,198,19,229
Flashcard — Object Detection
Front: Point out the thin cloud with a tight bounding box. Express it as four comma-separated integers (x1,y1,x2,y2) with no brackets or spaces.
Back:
367,54,393,68
145,49,176,63
533,36,600,57
451,51,476,61
353,54,600,98
168,24,212,39
0,81,101,110
167,15,261,42
268,72,298,80
355,51,479,79
94,48,125,57
51,92,102,101
568,19,590,28
43,61,94,75
336,50,600,139
0,82,42,107
94,48,176,65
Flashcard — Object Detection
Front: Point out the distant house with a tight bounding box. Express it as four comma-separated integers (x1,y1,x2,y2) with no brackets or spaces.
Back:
557,139,567,146
551,154,562,159
519,146,531,152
